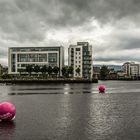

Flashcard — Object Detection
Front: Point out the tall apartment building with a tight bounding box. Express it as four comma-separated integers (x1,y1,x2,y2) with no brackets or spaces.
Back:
68,42,93,79
122,62,140,78
8,46,64,75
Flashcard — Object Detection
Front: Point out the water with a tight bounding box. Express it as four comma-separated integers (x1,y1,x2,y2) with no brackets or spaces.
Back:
0,80,140,140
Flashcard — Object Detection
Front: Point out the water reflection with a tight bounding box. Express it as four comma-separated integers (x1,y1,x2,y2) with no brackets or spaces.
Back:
8,92,64,95
7,83,96,95
63,84,70,95
0,121,16,140
1,81,140,139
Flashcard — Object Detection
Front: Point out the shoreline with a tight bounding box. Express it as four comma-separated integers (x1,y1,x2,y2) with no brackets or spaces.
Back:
0,79,98,84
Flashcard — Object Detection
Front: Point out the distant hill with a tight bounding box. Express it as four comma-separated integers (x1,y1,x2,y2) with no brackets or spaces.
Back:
93,64,122,71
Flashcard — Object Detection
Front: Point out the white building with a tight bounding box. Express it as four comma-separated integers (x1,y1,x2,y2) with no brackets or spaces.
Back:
68,42,93,79
122,62,140,78
8,46,64,75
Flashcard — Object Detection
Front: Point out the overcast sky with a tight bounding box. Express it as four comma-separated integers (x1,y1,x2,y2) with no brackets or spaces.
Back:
0,0,140,66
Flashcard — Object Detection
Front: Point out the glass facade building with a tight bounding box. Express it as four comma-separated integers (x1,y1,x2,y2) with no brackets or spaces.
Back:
8,46,64,75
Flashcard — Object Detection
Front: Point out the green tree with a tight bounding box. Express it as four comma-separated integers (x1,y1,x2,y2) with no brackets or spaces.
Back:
75,67,80,76
1,74,12,79
68,66,73,77
33,65,40,75
100,65,109,80
61,66,67,77
40,65,47,76
48,66,52,77
18,68,24,76
53,66,59,77
26,65,33,76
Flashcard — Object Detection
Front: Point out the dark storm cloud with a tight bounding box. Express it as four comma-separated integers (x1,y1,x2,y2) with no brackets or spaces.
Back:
0,0,140,65
0,0,140,42
59,0,140,24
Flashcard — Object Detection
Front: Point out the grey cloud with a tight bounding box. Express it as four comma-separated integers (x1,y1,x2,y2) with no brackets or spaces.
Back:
59,0,140,24
95,57,140,62
103,30,140,51
0,0,140,43
0,47,7,57
118,38,140,50
95,53,140,62
0,0,140,65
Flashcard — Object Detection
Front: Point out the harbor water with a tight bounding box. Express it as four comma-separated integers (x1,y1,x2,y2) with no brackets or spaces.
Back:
0,80,140,140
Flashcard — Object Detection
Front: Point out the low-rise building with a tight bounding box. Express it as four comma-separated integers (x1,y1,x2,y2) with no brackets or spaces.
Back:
93,66,100,79
117,71,127,78
122,62,140,78
8,46,64,75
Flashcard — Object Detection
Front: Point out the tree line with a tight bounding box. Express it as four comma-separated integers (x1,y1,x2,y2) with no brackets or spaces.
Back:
18,65,80,78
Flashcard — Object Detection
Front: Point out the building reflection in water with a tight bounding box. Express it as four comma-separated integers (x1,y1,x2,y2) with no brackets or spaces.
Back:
53,83,94,139
63,84,71,94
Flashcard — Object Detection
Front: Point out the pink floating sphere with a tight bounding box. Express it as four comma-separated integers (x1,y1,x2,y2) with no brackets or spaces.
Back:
0,102,16,121
98,85,106,93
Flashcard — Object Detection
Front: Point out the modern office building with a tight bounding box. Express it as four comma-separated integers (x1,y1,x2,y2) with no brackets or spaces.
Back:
122,62,140,78
8,46,64,75
68,42,93,79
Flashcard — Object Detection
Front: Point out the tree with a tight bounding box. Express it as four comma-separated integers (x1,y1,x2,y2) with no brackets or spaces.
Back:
68,66,73,77
53,66,59,77
40,65,47,76
1,74,12,79
18,68,24,76
61,66,67,77
75,67,80,76
100,65,109,80
26,65,33,76
48,66,53,77
33,65,40,75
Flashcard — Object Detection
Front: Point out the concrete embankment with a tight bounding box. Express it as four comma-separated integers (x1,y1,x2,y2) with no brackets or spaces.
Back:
0,79,98,84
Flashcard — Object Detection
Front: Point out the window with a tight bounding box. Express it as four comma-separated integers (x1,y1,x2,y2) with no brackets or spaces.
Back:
48,53,57,62
76,48,80,51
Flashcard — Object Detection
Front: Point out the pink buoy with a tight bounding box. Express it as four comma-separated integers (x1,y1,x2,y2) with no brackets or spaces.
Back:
98,85,106,93
0,102,16,122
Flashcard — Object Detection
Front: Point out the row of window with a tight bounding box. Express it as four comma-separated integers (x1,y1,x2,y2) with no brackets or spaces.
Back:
75,65,81,68
11,47,60,52
71,48,81,51
75,57,81,59
75,52,81,55
75,61,81,63
12,53,58,63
